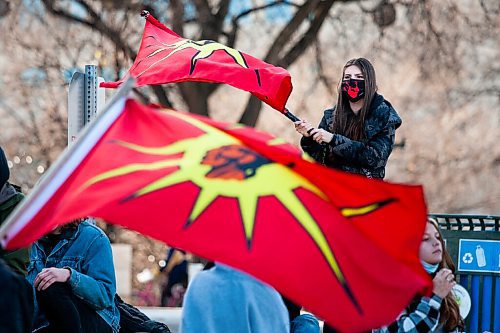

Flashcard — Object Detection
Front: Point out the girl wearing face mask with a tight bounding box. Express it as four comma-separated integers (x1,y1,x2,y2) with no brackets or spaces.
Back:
295,58,401,179
373,219,464,333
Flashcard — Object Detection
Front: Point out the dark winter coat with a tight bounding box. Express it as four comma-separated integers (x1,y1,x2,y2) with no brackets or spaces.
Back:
301,93,401,179
0,183,29,276
0,259,34,333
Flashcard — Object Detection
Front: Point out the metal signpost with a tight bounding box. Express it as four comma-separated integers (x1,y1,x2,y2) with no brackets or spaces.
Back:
68,65,105,145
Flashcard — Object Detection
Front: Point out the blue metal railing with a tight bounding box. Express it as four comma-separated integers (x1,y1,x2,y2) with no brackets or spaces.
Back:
429,214,499,333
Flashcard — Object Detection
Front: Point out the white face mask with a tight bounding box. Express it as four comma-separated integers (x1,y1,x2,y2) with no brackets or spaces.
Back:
421,260,439,274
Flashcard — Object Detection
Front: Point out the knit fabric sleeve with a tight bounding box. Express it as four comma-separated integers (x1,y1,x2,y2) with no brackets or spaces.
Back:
373,294,442,333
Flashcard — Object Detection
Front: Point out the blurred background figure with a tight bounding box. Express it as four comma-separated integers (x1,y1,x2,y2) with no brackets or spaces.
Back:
0,146,29,276
0,260,34,333
0,146,33,333
160,248,189,307
180,263,289,333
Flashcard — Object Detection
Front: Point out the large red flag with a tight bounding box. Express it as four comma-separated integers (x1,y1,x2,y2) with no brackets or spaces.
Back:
101,12,292,112
0,98,430,332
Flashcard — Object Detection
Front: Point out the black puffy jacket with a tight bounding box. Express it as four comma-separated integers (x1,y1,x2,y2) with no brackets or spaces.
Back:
301,94,401,179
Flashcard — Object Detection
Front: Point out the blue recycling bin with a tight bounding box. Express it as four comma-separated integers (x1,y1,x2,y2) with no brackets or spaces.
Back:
429,214,500,333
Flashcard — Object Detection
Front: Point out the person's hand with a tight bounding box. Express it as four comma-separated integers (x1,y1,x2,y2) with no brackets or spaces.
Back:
294,120,314,137
432,268,456,299
34,267,71,291
310,128,334,144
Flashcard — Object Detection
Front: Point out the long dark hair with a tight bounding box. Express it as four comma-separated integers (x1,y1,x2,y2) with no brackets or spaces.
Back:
330,58,378,141
428,219,464,332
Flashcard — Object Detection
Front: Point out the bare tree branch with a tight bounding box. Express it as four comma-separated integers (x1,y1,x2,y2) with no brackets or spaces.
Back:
265,0,321,64
40,0,132,57
40,0,174,107
0,100,29,129
278,0,334,67
232,0,298,23
314,40,336,97
239,0,336,126
168,0,185,35
151,85,173,108
228,0,298,48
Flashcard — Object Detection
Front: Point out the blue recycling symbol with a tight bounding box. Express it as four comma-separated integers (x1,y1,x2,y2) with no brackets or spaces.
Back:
462,253,473,264
458,239,499,273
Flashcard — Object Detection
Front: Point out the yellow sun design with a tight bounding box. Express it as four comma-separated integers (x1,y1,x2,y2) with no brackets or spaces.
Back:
82,110,392,312
136,36,255,80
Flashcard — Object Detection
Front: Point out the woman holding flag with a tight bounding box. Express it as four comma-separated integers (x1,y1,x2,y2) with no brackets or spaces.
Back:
295,58,402,332
295,58,401,179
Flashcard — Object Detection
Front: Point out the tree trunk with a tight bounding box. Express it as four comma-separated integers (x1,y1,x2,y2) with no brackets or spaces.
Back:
238,95,264,126
151,86,173,108
239,0,335,127
178,82,213,116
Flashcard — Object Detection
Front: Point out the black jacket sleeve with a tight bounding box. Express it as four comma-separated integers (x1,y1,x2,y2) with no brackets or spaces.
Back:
300,109,333,164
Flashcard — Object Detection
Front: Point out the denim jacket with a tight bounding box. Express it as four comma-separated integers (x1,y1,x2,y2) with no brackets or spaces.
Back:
301,93,402,179
27,221,120,333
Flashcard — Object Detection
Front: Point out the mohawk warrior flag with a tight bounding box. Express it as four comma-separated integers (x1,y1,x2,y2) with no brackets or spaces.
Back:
101,12,293,112
0,97,430,332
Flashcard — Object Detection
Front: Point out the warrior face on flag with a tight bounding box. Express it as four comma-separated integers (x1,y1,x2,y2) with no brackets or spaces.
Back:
82,110,366,309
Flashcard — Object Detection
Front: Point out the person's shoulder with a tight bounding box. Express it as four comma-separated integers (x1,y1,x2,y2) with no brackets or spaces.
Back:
369,94,392,117
369,94,401,129
186,266,222,293
320,107,336,126
78,220,108,238
323,106,336,117
209,264,259,289
0,185,24,217
223,266,276,295
0,193,24,209
75,223,112,252
11,191,24,205
2,183,24,200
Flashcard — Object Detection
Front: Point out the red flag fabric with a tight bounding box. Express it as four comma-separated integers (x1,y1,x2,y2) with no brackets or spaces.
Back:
101,13,292,112
0,98,430,332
